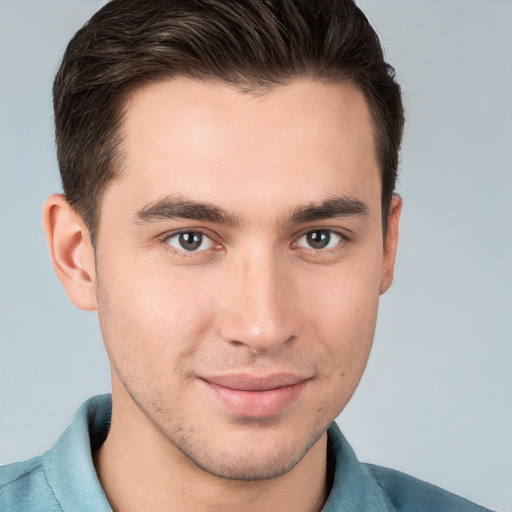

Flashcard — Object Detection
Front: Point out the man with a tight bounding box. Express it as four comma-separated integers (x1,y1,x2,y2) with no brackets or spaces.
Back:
0,1,498,511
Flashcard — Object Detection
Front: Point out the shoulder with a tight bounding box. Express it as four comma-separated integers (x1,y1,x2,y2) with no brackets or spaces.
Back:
365,463,495,512
325,423,497,512
1,456,62,511
1,395,112,512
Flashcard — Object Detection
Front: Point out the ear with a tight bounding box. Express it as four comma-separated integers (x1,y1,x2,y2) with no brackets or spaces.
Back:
380,193,402,294
42,193,97,311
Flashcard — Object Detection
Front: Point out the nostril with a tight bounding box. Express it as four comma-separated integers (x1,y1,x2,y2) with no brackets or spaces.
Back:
229,339,247,348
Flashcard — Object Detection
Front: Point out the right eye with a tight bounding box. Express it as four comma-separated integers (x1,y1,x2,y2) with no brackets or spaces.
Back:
165,231,215,252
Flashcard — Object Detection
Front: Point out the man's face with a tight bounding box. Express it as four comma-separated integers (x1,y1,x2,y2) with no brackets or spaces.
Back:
93,78,399,480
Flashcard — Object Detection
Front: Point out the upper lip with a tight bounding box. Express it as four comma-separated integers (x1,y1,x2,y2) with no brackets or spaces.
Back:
201,373,309,391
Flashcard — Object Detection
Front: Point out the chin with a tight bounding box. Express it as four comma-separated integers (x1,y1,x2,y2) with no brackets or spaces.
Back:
179,444,308,481
164,418,328,481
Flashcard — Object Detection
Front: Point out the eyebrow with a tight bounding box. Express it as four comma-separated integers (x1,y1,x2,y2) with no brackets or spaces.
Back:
133,196,244,227
133,194,369,227
285,196,369,225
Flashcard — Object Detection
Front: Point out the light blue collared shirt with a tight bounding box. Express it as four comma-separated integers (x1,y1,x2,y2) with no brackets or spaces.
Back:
0,394,495,511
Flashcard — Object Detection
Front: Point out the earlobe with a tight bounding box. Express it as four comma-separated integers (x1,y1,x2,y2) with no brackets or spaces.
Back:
380,193,402,295
42,194,97,311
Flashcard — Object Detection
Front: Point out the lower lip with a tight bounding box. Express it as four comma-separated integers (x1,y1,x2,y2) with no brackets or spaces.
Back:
204,380,308,418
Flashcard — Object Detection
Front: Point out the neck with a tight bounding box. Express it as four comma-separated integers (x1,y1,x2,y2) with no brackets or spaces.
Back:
94,387,329,512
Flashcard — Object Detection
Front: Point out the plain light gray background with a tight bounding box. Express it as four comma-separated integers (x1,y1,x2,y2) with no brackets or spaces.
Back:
1,1,511,511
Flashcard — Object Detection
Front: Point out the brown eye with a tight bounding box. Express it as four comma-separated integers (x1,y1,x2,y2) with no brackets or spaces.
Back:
167,231,213,252
307,231,330,249
297,230,341,250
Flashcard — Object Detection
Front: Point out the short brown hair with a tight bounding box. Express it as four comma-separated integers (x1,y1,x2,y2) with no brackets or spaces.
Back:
54,0,404,244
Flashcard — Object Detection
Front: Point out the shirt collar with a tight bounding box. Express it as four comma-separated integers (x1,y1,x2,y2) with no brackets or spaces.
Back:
41,394,393,512
323,421,395,511
42,394,112,512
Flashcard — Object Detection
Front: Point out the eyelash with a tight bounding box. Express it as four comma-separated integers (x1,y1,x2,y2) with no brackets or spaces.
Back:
292,229,350,254
158,228,351,257
158,229,221,257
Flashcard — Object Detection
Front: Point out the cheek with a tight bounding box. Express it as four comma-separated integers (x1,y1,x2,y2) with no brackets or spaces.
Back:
305,286,379,418
95,260,219,381
302,251,382,374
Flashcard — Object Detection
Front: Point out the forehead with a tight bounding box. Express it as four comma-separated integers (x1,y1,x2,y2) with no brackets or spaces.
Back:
109,78,380,219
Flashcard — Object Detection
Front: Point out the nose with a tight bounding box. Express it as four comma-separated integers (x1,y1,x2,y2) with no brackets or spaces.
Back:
218,248,298,354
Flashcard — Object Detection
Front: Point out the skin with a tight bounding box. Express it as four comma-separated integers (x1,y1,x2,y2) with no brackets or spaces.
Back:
43,78,401,512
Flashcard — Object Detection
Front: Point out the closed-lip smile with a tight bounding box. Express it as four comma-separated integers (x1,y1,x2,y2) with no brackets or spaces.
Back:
200,373,310,418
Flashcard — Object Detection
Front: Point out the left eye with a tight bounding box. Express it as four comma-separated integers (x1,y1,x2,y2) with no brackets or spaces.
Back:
166,231,214,252
296,230,342,250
